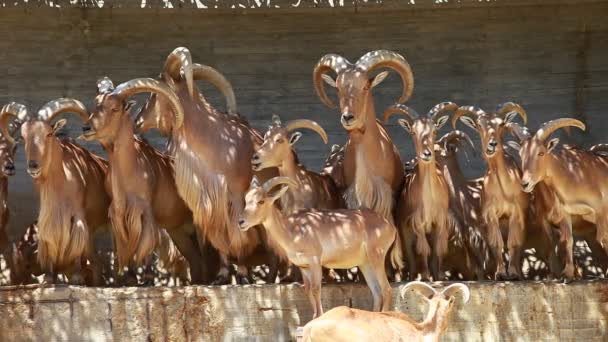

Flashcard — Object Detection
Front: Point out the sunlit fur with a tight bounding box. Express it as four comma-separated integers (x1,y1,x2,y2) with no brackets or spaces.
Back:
240,177,403,319
391,112,456,281
158,229,190,285
313,52,411,224
433,133,489,280
454,106,529,280
254,119,343,214
302,282,470,342
24,130,109,284
136,48,279,282
83,88,207,283
0,132,16,257
8,224,42,285
513,120,608,280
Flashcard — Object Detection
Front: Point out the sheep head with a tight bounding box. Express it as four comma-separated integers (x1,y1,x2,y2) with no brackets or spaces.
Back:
239,176,297,231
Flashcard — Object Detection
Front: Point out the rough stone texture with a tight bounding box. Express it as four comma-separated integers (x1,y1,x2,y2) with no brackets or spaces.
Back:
0,281,607,341
1,2,607,240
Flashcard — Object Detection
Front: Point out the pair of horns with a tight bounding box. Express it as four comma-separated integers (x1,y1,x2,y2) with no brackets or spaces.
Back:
383,102,459,124
271,115,328,144
254,176,298,194
401,281,471,304
0,99,90,145
313,50,414,108
451,102,528,129
163,47,237,115
508,119,586,143
438,130,474,150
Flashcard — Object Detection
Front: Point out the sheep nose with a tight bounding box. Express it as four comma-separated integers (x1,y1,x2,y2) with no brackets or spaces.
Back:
489,140,498,147
423,150,432,157
5,163,14,171
341,112,355,123
238,219,246,227
28,160,39,169
252,154,260,161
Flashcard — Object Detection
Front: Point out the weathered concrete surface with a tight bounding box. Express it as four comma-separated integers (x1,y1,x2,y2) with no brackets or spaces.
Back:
0,281,606,341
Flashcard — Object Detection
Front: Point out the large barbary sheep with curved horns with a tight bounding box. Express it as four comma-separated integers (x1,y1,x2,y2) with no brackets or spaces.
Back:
0,100,111,285
313,50,413,223
79,77,210,284
508,119,608,281
135,47,282,284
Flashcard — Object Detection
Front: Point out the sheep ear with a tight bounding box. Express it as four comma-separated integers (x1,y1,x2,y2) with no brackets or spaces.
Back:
322,74,337,88
460,116,478,130
371,71,389,88
250,177,261,189
289,132,302,146
398,119,412,133
507,141,521,152
504,111,519,124
52,119,67,134
547,138,559,153
270,185,289,203
125,100,137,113
435,115,449,130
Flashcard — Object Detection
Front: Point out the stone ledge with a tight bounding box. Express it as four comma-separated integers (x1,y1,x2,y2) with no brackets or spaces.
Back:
0,281,607,341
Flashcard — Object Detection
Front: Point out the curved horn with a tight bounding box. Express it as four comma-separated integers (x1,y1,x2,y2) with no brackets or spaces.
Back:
590,144,608,154
313,54,352,108
285,119,329,144
427,101,459,122
112,78,185,129
37,98,89,123
0,102,28,145
438,130,474,150
496,102,527,125
505,122,531,142
262,176,298,194
441,283,470,304
401,281,436,300
536,118,586,142
451,106,487,129
356,50,414,103
383,103,419,124
192,63,237,115
163,47,194,98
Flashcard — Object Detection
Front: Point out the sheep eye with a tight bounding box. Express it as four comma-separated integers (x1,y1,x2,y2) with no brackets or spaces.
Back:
538,152,545,156
276,139,284,144
257,200,265,205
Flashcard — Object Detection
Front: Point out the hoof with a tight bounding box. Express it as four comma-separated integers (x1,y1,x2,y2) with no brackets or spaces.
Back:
211,275,231,285
495,272,510,281
70,275,85,286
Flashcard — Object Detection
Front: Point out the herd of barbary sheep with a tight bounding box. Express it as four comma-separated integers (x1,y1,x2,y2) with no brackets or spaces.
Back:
0,46,606,332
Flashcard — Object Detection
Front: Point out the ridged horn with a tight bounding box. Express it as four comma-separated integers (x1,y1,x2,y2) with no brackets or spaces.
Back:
441,283,471,304
451,106,487,129
401,281,436,300
313,54,352,108
383,103,419,124
506,122,531,142
37,98,89,123
262,176,298,194
112,78,184,129
438,130,474,150
535,118,586,142
427,102,459,122
0,102,29,145
496,102,527,125
356,50,414,103
285,119,328,144
192,63,237,115
163,47,194,98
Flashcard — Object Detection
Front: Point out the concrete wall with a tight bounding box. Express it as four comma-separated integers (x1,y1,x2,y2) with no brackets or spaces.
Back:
0,281,607,341
1,1,607,236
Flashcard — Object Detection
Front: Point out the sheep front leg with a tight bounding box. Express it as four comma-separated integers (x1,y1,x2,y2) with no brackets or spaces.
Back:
414,226,431,281
558,216,575,281
486,215,506,280
431,225,450,281
507,213,525,280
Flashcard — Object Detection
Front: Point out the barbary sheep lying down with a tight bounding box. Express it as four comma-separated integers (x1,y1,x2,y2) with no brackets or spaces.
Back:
301,282,470,342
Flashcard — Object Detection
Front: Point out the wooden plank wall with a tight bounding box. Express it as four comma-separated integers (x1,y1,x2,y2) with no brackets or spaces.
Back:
0,2,607,235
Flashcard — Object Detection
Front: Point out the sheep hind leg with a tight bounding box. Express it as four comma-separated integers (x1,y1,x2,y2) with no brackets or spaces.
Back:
166,226,206,284
300,267,319,319
487,217,507,280
558,217,576,282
